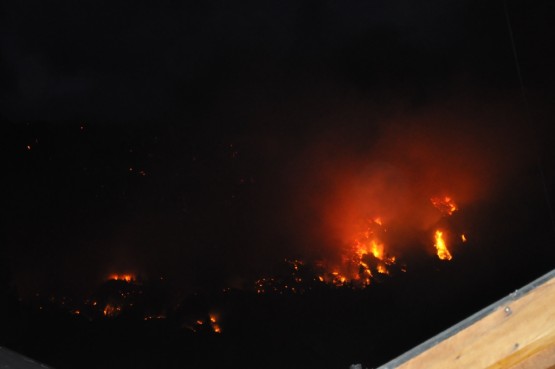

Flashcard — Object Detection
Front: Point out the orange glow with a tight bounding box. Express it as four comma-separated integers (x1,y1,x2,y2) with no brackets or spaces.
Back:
319,217,397,287
431,196,458,216
370,240,384,259
322,271,350,286
355,220,395,271
108,274,135,282
434,230,452,260
287,109,523,292
377,264,387,274
461,234,467,242
103,304,116,317
209,314,221,333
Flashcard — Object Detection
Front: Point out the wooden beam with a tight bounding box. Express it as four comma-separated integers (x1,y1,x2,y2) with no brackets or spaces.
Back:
379,269,555,369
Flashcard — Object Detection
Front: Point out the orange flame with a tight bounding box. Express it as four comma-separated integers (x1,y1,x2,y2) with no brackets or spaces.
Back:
434,230,452,260
431,196,458,216
209,314,221,333
461,234,467,242
321,217,397,287
103,304,121,317
108,274,135,282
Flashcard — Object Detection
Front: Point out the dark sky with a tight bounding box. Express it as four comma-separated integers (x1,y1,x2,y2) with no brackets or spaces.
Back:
2,0,553,122
2,0,555,296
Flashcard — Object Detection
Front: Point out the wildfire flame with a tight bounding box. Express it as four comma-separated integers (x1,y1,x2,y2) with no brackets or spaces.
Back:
326,195,463,282
434,230,452,261
255,191,465,291
320,217,397,287
431,196,458,216
103,304,121,317
209,314,221,333
108,274,135,282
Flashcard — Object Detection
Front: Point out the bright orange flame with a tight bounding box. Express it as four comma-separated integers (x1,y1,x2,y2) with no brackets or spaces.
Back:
434,230,453,260
461,234,467,242
431,196,458,216
322,217,397,287
370,240,384,259
108,274,135,282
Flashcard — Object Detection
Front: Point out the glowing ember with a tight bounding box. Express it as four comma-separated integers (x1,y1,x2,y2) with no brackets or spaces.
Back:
144,315,166,321
461,234,467,242
209,314,221,333
188,315,222,333
103,304,121,317
330,271,348,286
108,274,135,282
431,196,458,216
434,230,452,260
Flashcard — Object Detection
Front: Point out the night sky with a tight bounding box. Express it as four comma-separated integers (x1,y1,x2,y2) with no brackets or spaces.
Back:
2,0,555,319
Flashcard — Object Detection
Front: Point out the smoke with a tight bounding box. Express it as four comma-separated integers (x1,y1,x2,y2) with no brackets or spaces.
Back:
270,95,535,266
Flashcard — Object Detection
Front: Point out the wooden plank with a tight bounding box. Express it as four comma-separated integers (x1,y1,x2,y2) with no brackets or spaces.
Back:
378,269,555,369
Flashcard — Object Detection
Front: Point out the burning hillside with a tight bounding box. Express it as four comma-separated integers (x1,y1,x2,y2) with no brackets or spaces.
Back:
318,216,397,287
269,105,532,294
254,193,464,291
